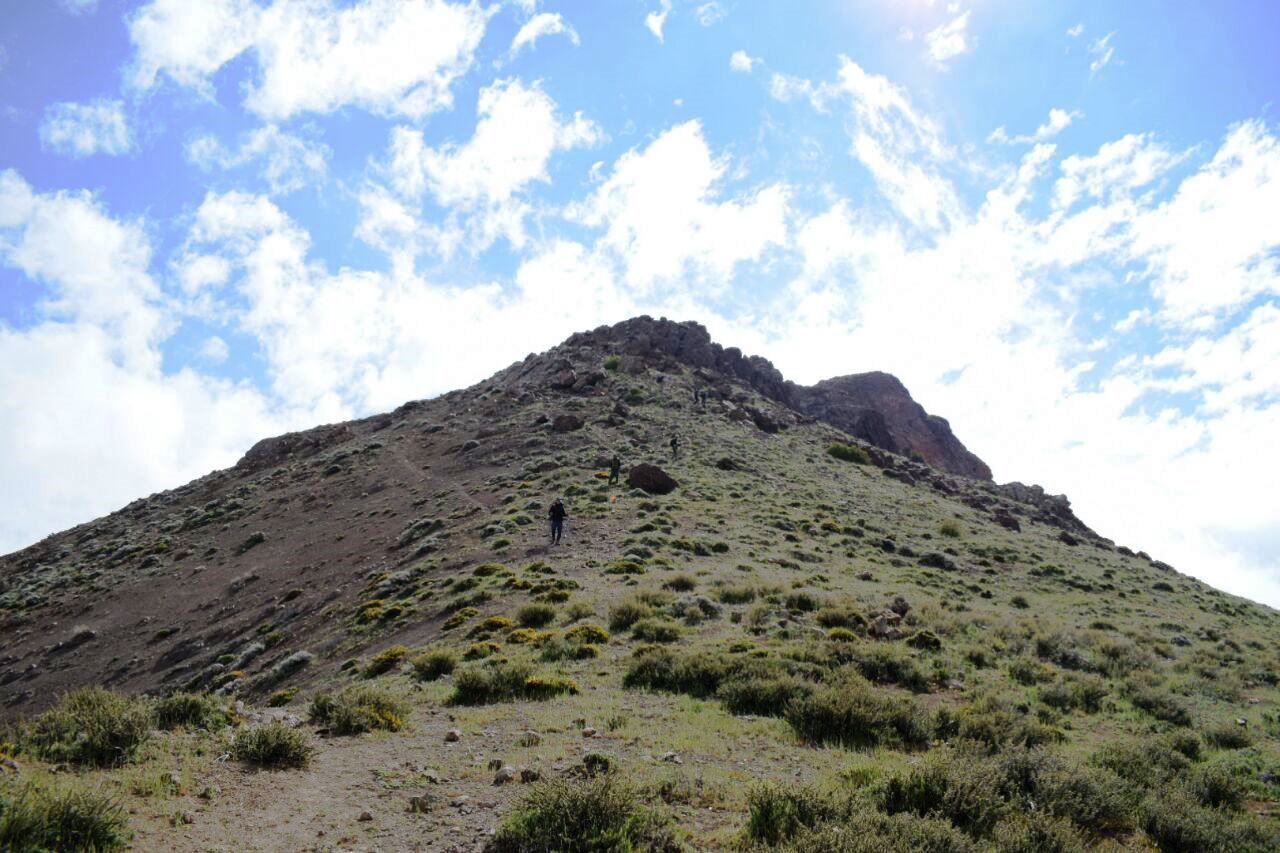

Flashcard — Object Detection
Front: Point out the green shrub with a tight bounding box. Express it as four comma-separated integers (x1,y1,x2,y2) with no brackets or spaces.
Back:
464,641,501,660
603,354,621,371
938,520,962,538
781,815,980,852
662,574,697,592
22,688,151,767
849,647,930,693
608,598,653,631
716,584,757,604
717,674,813,717
0,779,129,852
515,603,556,628
631,618,682,643
539,635,601,662
231,723,313,769
992,814,1087,853
1202,721,1253,750
1130,686,1192,726
1185,761,1248,810
623,648,728,698
785,675,931,750
450,662,576,705
1008,657,1053,686
153,692,225,731
410,648,456,681
564,624,610,645
950,696,1063,752
363,644,410,677
308,684,408,734
488,775,681,852
521,676,580,700
1139,789,1272,853
1091,736,1191,786
1039,675,1108,714
827,443,871,464
815,605,865,631
744,784,854,844
785,592,819,613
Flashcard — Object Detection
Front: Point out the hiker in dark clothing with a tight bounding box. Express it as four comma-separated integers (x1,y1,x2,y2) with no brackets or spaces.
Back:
670,435,680,460
549,498,568,545
608,455,622,484
699,389,707,408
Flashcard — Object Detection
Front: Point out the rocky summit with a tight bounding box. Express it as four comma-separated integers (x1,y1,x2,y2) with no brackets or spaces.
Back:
1,316,1278,852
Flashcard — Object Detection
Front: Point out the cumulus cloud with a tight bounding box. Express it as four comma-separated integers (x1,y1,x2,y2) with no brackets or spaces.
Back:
568,120,789,289
510,12,579,58
128,0,489,119
39,99,132,158
371,78,602,255
695,2,725,27
186,126,329,194
645,0,672,42
0,172,287,555
989,108,1081,145
730,50,759,73
1054,132,1185,208
924,10,971,68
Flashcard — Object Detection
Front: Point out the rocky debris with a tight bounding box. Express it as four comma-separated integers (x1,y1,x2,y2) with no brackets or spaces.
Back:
992,510,1022,532
868,611,903,640
407,795,432,814
660,751,682,764
234,423,354,476
460,439,481,453
747,407,781,434
445,729,462,742
519,767,540,783
1171,635,1192,647
517,731,541,747
492,765,517,785
855,571,874,581
996,482,1092,535
888,596,911,617
358,811,373,822
581,727,598,738
551,414,584,433
627,464,678,495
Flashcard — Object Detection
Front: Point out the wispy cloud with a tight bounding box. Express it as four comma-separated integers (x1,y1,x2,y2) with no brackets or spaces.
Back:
645,0,673,42
509,12,579,59
989,108,1082,145
1090,31,1116,75
924,11,972,69
39,99,132,158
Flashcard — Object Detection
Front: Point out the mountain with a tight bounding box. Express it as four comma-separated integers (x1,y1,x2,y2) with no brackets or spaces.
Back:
1,316,1276,852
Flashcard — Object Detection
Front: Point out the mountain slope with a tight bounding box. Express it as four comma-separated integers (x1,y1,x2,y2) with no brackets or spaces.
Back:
1,316,1277,852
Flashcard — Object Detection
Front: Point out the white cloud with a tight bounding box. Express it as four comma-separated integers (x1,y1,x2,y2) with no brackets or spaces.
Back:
510,12,579,58
989,107,1081,145
200,335,230,363
1067,23,1084,38
695,2,725,27
373,78,601,254
128,0,490,120
568,120,789,289
645,0,672,42
924,10,971,68
187,126,329,194
730,50,759,73
1054,132,1185,209
59,0,98,14
0,172,288,556
1089,31,1116,75
39,99,132,158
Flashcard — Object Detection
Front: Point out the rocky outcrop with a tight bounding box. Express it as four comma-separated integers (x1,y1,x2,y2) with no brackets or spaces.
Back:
794,373,992,480
565,316,992,480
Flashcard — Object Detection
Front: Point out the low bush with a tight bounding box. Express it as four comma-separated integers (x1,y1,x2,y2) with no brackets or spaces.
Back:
1185,761,1248,810
827,443,871,464
949,696,1063,752
538,635,600,662
780,815,980,852
1091,736,1191,787
992,814,1087,853
1202,721,1253,750
410,648,456,681
363,644,409,677
488,775,681,852
231,723,313,769
631,618,682,643
1139,789,1273,853
662,574,697,592
564,624,610,645
1130,686,1192,726
624,648,728,698
785,592,819,613
515,603,556,628
451,662,577,705
848,647,930,693
717,673,813,717
744,784,855,845
608,598,653,631
939,520,962,538
785,675,931,750
1039,675,1108,713
308,684,408,734
0,779,129,852
716,584,758,604
153,692,225,731
815,605,865,632
22,688,151,768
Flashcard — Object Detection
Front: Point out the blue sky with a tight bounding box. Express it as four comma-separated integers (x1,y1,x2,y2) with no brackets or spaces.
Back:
1,0,1278,605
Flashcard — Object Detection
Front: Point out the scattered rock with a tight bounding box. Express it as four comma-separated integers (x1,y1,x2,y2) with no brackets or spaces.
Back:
992,510,1021,532
581,727,598,738
1171,635,1191,647
888,596,911,617
423,768,442,784
358,811,373,822
627,464,678,495
519,767,540,784
445,729,462,743
407,795,432,814
460,439,481,453
493,765,517,785
660,751,682,764
551,414,584,433
855,571,874,581
235,531,266,555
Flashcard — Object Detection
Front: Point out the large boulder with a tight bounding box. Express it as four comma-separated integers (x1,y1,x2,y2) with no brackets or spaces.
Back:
627,464,678,495
551,414,584,433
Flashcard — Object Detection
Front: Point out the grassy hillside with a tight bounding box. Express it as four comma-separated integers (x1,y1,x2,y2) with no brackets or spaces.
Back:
2,323,1279,851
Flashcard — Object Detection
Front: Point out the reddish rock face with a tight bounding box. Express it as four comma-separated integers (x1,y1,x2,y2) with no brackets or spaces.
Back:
794,373,993,481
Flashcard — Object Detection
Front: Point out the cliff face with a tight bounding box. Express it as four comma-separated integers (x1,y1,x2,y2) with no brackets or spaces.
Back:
795,373,993,480
564,317,992,480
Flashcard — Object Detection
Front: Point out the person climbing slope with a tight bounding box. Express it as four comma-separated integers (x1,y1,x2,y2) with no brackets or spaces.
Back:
548,498,568,545
609,454,622,485
670,435,680,460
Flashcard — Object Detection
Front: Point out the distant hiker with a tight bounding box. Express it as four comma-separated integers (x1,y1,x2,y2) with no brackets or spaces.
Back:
656,375,666,397
699,389,708,408
692,387,699,403
549,498,568,545
608,454,622,485
670,435,680,460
